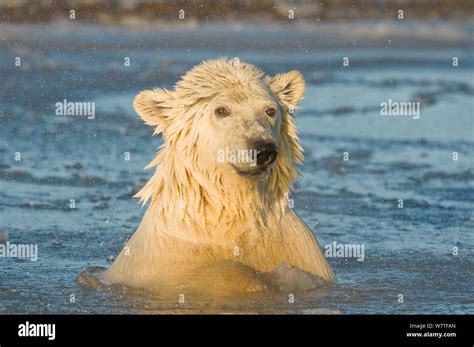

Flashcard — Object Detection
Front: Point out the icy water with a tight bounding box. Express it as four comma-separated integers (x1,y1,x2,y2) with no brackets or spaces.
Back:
0,21,473,314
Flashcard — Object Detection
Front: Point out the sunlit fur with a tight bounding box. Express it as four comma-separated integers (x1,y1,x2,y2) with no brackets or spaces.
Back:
105,58,335,294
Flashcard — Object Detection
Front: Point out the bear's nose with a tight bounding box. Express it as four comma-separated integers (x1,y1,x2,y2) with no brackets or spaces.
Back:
255,142,278,166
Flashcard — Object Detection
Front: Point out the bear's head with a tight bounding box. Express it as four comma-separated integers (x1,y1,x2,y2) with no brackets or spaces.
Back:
133,58,305,232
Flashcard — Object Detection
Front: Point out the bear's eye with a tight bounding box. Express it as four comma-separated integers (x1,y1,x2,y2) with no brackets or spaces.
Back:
265,107,276,117
215,106,230,118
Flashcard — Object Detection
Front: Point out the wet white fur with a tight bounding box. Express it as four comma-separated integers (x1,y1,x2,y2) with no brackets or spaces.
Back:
105,58,335,294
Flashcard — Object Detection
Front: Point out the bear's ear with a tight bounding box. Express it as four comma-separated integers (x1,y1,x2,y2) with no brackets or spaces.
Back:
133,88,174,129
267,71,305,111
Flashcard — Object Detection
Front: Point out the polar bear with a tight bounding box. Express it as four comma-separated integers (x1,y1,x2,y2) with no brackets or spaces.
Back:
104,58,335,296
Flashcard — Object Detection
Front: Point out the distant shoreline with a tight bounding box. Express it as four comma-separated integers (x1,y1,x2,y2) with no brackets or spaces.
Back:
1,0,472,24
